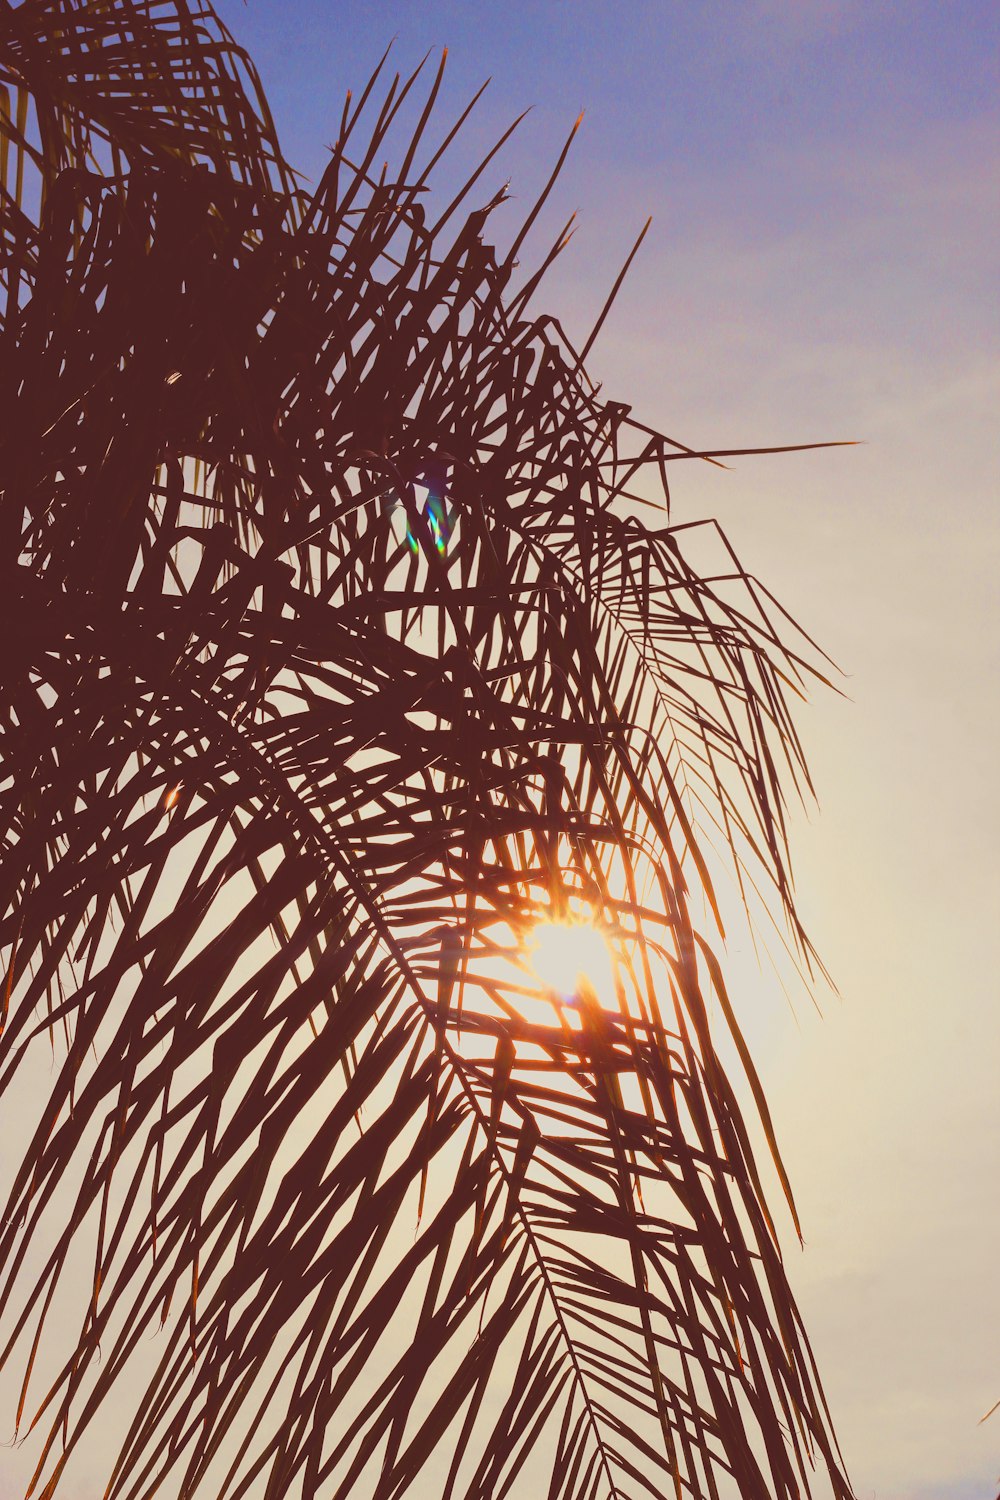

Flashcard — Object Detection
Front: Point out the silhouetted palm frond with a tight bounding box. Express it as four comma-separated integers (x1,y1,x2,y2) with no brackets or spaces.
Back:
0,2,854,1496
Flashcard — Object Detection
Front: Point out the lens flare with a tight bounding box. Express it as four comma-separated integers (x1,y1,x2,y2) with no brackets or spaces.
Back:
529,920,614,1005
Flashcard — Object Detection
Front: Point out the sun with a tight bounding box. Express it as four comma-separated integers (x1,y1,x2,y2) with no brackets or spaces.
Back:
529,920,614,1005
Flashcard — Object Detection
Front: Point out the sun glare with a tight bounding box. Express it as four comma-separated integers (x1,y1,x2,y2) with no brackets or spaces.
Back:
529,920,615,1006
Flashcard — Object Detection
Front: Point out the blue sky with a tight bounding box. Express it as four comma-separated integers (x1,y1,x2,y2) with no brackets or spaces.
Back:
214,3,1000,1494
214,1,998,435
219,1,997,178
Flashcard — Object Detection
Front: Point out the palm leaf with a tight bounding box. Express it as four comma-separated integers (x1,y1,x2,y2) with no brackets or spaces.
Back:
0,2,854,1495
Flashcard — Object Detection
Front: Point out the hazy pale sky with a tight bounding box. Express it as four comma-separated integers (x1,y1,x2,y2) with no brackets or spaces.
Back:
204,2,999,1494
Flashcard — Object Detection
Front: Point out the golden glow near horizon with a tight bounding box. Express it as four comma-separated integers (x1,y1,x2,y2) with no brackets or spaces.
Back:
529,919,615,1006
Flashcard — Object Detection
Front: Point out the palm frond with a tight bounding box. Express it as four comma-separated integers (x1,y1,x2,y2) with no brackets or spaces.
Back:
0,2,854,1496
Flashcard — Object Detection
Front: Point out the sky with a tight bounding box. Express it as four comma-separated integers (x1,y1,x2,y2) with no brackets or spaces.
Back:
1,2,995,1497
204,2,999,1494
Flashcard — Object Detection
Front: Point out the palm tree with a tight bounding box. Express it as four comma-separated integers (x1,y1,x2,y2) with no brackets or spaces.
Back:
0,2,855,1496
